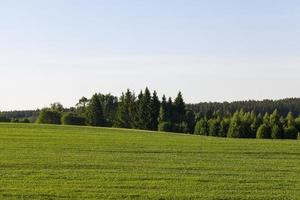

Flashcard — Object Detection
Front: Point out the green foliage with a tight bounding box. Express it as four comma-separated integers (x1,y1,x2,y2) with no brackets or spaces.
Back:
250,114,262,138
114,90,135,128
150,91,161,131
37,109,61,124
50,102,64,112
227,111,243,138
22,118,30,123
208,118,220,137
295,116,300,131
271,125,283,139
97,93,118,127
194,118,208,135
86,94,105,126
173,92,186,124
185,110,195,134
256,124,271,139
61,113,86,126
135,88,153,130
219,118,230,137
158,122,173,132
284,126,298,139
0,115,11,122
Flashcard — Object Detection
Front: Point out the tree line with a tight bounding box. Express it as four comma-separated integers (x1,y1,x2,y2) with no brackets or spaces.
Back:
187,98,300,117
1,88,300,139
36,88,195,134
194,110,300,139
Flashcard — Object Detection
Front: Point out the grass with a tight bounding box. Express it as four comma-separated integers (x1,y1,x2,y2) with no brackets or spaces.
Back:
0,123,300,199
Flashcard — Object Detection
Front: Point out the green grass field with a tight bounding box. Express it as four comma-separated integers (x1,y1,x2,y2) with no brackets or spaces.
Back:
0,123,299,199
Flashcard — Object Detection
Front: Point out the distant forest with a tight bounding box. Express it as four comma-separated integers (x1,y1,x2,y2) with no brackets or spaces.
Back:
1,88,300,140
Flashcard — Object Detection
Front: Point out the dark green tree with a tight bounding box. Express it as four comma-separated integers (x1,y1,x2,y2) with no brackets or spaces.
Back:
37,108,61,125
173,92,186,124
208,118,221,137
219,117,230,137
256,124,271,139
86,94,105,126
185,110,195,134
227,111,243,138
150,91,161,130
136,87,152,130
114,90,135,128
284,112,297,139
61,112,86,126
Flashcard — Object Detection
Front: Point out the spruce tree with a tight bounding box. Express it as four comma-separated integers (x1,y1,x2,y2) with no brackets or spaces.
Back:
284,112,297,139
185,110,195,134
86,94,105,126
219,117,230,137
173,92,186,124
114,90,135,128
270,110,283,139
150,91,161,130
166,97,173,123
208,118,221,137
250,113,262,138
136,87,152,130
227,111,242,138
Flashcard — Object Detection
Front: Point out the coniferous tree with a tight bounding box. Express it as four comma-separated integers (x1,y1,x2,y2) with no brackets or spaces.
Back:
86,94,105,126
173,92,186,124
208,118,221,137
227,111,243,138
219,117,230,137
114,90,135,128
270,110,283,139
134,90,144,129
295,116,300,131
185,110,195,134
137,87,153,130
166,97,173,123
150,91,161,130
250,113,262,138
284,112,298,139
157,95,173,132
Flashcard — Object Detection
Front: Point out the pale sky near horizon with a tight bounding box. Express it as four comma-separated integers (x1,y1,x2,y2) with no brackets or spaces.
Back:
1,0,300,110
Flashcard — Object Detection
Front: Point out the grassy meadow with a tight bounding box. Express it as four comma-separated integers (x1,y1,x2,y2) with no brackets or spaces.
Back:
0,123,299,199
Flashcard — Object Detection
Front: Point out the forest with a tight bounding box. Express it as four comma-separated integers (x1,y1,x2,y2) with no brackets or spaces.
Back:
1,88,300,139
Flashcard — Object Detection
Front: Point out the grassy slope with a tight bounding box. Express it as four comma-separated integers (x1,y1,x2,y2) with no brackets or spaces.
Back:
0,123,299,200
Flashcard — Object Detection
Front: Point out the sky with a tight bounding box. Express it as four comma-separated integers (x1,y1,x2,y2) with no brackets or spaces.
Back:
0,0,300,110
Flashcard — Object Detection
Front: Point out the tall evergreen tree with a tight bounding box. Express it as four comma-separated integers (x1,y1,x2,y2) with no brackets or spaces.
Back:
270,110,283,139
86,94,105,126
136,87,152,130
227,111,243,138
158,95,167,123
173,92,186,124
284,112,297,139
150,91,161,130
166,97,173,122
114,90,135,128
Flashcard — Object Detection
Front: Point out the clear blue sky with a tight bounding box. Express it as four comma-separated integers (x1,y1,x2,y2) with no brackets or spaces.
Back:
1,0,300,110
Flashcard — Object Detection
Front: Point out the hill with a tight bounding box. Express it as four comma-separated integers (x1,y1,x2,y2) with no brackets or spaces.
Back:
0,123,299,199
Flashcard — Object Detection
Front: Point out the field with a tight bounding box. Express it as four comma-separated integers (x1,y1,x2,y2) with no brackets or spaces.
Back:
0,124,299,199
